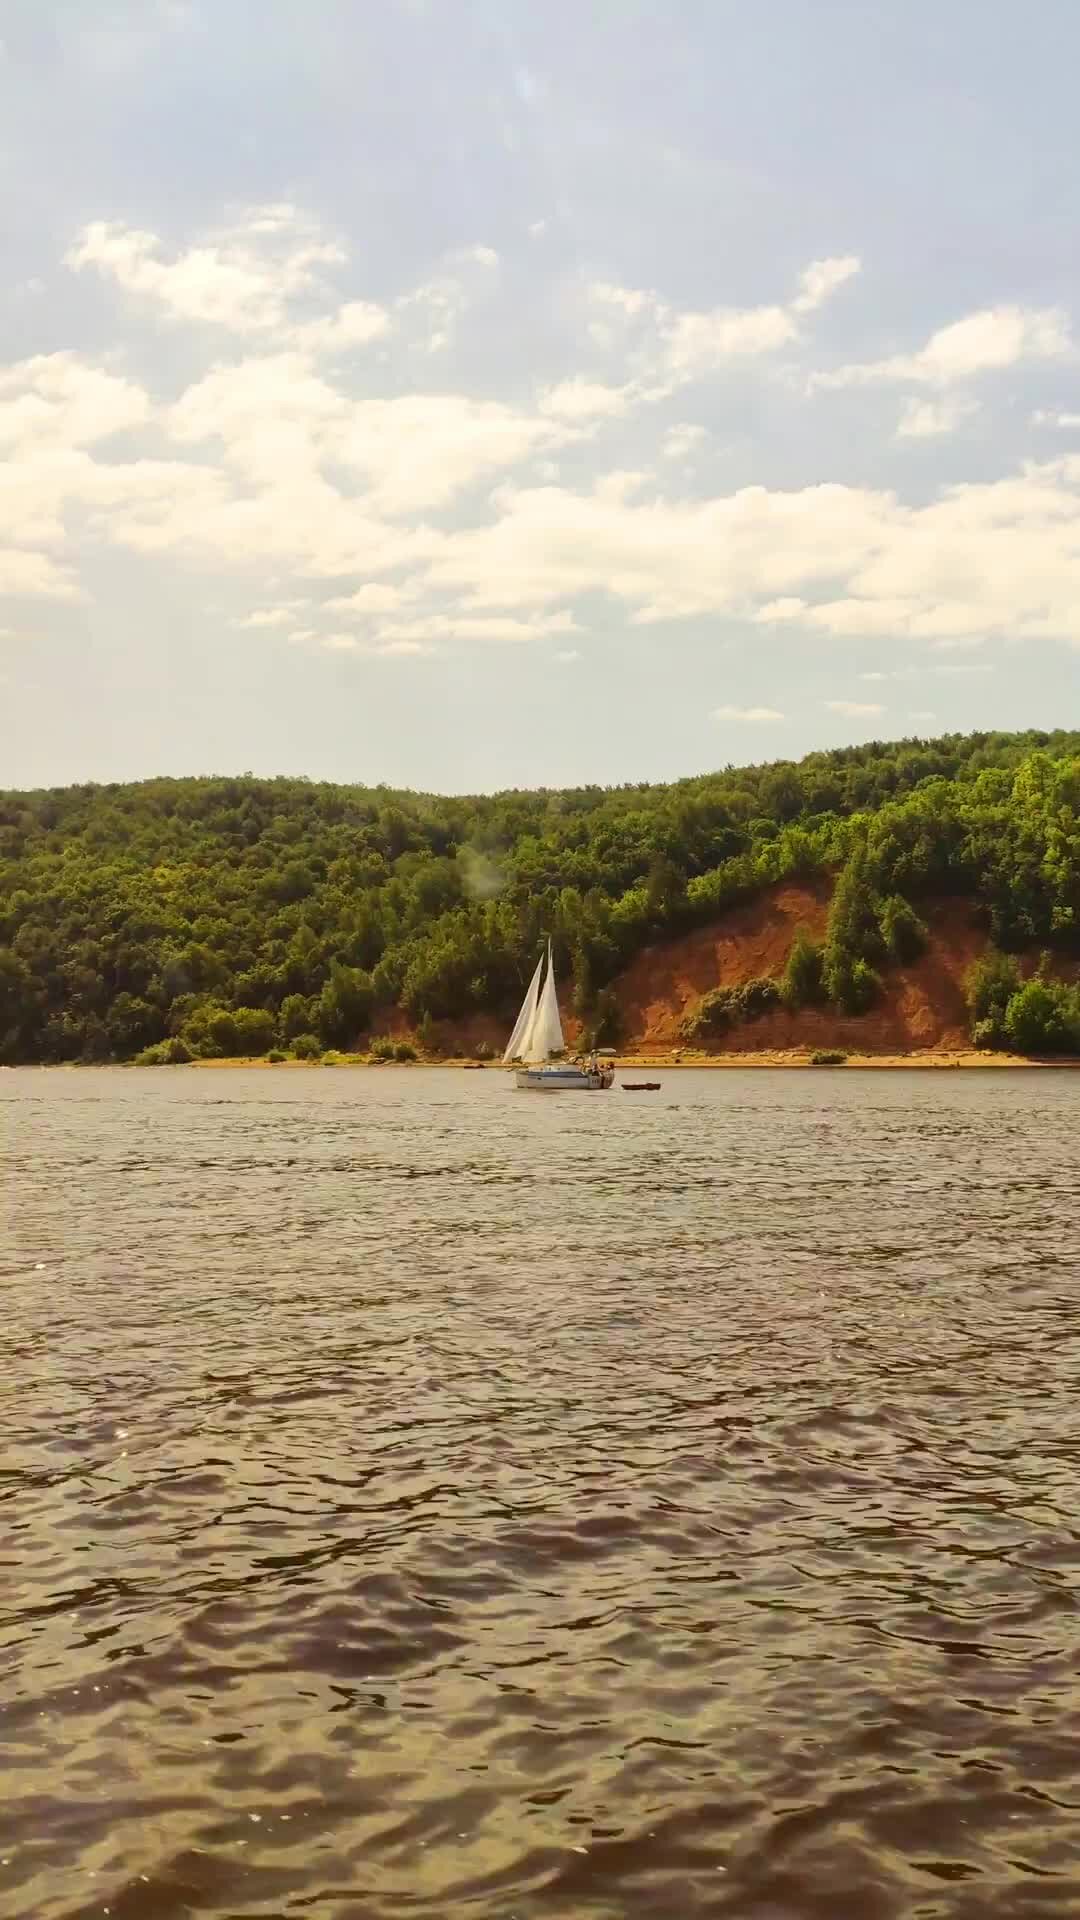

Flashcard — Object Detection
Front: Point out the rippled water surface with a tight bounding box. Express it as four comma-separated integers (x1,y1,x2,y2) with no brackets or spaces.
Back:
3,1065,1080,1920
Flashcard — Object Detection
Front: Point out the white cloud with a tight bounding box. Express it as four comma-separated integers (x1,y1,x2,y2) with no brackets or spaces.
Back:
791,255,861,314
396,245,498,353
336,395,564,512
663,422,707,460
554,647,580,662
325,582,418,616
169,354,561,514
1031,409,1080,428
825,699,885,717
0,353,149,452
816,304,1070,391
585,253,861,397
539,377,630,420
289,301,391,354
425,478,893,621
0,547,81,599
663,303,796,377
14,210,1080,668
373,610,579,645
233,608,295,629
909,709,937,723
67,206,346,334
859,663,993,682
418,453,1080,647
714,704,785,722
896,395,978,439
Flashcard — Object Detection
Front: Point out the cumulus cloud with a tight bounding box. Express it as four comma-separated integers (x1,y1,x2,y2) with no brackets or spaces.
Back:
169,355,565,513
539,377,631,420
585,253,861,398
0,353,149,451
896,395,978,439
371,610,579,645
0,547,81,600
66,206,352,336
825,699,885,717
289,301,391,353
396,245,498,353
816,304,1069,391
418,456,1080,647
325,582,419,616
714,704,785,722
1032,409,1080,428
232,608,295,629
9,203,1080,668
791,255,861,314
663,422,707,460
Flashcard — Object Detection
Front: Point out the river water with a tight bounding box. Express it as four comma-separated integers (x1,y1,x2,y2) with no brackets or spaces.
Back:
3,1065,1079,1920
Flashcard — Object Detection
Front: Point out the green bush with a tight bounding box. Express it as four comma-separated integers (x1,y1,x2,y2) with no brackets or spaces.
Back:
966,949,1021,1047
680,977,780,1042
267,1049,286,1063
810,1049,848,1065
232,1006,277,1055
369,1034,397,1060
878,894,928,963
394,1041,418,1061
279,992,320,1043
290,1032,322,1060
821,946,879,1012
135,1036,193,1065
780,929,825,1009
1003,979,1080,1055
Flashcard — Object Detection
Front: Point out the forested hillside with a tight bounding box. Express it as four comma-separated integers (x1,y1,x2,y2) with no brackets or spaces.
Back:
1,730,1079,1063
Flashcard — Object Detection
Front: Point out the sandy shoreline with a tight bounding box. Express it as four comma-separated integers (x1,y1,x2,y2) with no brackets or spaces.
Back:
172,1049,1077,1071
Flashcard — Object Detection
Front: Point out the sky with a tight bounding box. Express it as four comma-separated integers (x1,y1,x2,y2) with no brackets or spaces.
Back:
2,0,1080,793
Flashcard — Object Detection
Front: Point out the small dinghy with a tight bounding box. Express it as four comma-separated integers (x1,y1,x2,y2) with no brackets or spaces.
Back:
622,1081,661,1091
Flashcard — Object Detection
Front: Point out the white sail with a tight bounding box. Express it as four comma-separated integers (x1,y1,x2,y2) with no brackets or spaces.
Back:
502,952,544,1063
522,941,564,1062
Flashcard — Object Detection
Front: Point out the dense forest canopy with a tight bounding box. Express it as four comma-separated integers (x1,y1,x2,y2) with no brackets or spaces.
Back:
1,730,1078,1063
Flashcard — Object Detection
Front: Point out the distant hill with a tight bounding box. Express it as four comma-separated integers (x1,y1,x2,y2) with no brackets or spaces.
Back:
1,730,1078,1064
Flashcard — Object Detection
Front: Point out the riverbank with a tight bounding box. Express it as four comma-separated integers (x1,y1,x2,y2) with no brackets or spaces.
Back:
178,1048,1079,1070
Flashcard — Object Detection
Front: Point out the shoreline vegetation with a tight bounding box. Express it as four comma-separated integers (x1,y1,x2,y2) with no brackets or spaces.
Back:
2,730,1079,1067
26,1049,1080,1070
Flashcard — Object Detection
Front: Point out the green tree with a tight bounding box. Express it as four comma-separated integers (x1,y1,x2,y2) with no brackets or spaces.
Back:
878,894,928,963
317,963,374,1048
780,929,825,1008
1004,980,1080,1055
232,1007,277,1055
966,949,1021,1046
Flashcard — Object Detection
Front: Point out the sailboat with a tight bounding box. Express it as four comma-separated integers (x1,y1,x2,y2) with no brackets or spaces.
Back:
503,941,615,1091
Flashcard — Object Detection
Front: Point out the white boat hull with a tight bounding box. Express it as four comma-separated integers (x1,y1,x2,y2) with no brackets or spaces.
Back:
514,1066,614,1092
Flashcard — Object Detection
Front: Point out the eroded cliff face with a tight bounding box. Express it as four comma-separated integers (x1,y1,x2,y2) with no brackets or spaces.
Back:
418,885,1079,1058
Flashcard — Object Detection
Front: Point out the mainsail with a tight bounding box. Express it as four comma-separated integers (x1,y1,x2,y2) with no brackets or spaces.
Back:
502,951,544,1064
503,942,565,1064
529,942,565,1061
